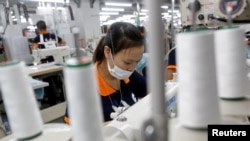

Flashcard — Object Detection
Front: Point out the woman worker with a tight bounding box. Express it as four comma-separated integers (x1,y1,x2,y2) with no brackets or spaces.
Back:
64,22,147,123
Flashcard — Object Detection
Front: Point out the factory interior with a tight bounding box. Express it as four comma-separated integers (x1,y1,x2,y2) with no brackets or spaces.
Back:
0,0,250,140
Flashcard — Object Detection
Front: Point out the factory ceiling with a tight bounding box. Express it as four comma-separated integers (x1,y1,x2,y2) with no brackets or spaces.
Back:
0,0,179,14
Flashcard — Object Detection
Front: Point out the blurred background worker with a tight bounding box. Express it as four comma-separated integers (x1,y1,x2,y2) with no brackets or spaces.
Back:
246,31,250,59
32,20,66,50
0,38,6,62
167,47,176,80
32,20,66,63
31,20,66,107
136,25,147,77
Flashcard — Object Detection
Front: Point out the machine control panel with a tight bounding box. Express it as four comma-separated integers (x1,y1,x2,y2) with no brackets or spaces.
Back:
180,0,250,27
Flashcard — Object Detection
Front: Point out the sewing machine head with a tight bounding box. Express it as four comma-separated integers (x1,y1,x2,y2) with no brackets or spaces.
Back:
32,46,71,65
38,40,57,49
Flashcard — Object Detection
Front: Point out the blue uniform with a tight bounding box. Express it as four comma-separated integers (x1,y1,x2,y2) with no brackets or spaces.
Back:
99,71,147,121
168,47,176,68
33,32,62,49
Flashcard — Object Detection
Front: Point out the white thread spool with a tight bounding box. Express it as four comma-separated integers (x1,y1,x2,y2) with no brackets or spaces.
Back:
214,27,248,99
0,61,43,140
63,57,104,141
176,31,220,129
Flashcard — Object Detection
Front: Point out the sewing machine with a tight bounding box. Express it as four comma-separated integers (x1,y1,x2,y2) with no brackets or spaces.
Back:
31,45,93,65
31,46,71,65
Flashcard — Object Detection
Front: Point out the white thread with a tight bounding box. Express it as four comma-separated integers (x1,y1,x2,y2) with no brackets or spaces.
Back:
214,28,248,99
176,31,221,129
0,61,43,139
64,58,104,141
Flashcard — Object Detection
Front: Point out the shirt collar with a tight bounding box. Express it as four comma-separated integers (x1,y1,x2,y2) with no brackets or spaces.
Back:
40,30,49,34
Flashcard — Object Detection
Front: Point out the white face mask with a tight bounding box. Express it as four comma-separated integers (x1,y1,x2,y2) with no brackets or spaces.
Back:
107,58,133,80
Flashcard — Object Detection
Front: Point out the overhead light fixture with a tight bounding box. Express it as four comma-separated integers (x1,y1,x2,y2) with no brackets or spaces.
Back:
167,10,179,13
100,16,110,21
26,0,64,3
100,15,110,18
105,2,132,7
139,13,147,16
101,8,124,12
161,6,169,9
161,13,169,15
122,15,136,18
100,12,119,15
141,9,148,12
37,6,64,9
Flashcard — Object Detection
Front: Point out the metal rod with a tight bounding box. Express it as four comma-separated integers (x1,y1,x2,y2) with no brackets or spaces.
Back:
191,0,197,30
226,2,233,26
72,27,81,59
171,0,175,48
144,0,168,140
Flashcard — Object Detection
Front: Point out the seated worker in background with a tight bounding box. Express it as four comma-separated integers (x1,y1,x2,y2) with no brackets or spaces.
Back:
32,20,66,50
135,47,176,81
32,20,66,63
64,22,147,123
136,26,147,77
246,31,250,59
0,42,5,62
31,20,66,106
167,47,176,80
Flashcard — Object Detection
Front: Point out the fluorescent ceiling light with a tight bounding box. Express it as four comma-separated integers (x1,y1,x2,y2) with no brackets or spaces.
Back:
100,12,119,15
105,2,132,7
168,10,179,13
100,15,110,21
162,15,171,18
140,16,148,19
161,6,168,9
100,15,110,18
122,15,136,18
139,13,147,16
100,16,110,21
102,8,124,11
27,0,64,2
161,13,169,15
141,9,148,12
37,6,64,9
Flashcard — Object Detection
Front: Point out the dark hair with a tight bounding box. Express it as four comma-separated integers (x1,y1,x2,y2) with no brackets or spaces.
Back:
93,22,144,62
137,26,145,34
36,20,47,30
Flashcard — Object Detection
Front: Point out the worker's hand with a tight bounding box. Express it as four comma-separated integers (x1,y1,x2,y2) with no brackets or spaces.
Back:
103,121,111,126
110,101,130,119
58,40,66,46
31,43,39,50
110,106,129,119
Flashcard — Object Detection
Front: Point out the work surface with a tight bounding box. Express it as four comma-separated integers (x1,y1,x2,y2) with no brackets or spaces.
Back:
26,64,66,123
169,96,250,141
0,64,65,139
105,93,250,141
26,63,64,77
1,93,250,140
1,63,250,140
